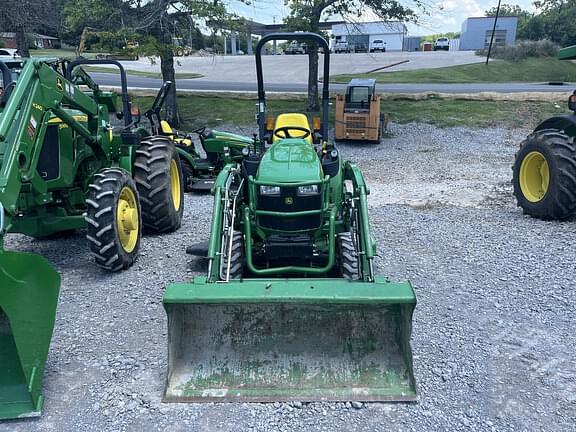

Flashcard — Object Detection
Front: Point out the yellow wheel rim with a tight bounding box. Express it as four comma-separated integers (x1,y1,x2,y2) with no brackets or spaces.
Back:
170,159,182,211
519,151,550,203
116,186,139,253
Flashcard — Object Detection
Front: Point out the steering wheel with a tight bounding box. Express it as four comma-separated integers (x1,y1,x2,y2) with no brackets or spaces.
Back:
274,126,311,140
193,126,206,135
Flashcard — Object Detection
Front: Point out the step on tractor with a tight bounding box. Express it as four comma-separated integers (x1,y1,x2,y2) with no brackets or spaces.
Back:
335,79,388,143
163,33,417,403
0,58,184,419
512,45,576,219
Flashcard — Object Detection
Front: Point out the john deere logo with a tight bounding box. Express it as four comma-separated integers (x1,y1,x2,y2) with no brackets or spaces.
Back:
56,78,64,91
285,197,293,205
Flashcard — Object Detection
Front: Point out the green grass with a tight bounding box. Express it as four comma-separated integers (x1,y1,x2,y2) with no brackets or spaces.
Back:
331,58,576,84
85,66,202,79
133,94,565,130
30,49,100,59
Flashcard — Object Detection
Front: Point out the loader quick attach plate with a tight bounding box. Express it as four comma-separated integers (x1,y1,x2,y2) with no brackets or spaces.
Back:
163,276,417,402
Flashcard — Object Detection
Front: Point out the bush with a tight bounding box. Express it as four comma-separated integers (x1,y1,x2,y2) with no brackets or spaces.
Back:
477,39,560,61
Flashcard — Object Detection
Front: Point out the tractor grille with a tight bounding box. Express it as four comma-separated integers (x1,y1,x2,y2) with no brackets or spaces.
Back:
346,116,367,134
257,187,322,231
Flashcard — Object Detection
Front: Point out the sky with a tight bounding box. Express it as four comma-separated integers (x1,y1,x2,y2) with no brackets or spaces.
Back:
228,0,539,36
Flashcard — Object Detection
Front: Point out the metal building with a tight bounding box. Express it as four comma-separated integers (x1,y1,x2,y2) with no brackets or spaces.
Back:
460,17,518,51
331,22,407,52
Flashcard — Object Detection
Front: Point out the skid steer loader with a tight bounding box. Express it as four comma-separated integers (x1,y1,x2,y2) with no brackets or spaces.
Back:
163,33,417,403
0,58,184,419
512,45,576,219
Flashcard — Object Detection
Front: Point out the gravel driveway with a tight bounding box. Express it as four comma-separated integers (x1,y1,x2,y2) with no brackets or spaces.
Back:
2,123,575,431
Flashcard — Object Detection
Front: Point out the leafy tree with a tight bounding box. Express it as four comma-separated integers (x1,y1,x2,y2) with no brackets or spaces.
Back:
485,3,527,17
0,0,60,56
63,0,241,127
283,1,425,112
519,0,576,46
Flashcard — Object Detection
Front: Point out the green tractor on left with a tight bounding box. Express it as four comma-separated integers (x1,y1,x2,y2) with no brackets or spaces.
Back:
0,58,184,419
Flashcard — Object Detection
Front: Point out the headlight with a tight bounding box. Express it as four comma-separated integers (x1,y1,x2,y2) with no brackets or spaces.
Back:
260,185,281,195
297,185,319,195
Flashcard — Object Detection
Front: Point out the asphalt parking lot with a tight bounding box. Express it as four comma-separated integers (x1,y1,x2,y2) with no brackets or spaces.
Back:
121,50,483,83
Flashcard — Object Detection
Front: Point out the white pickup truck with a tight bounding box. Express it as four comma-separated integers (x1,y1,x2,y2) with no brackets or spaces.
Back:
434,37,450,51
370,40,386,53
333,40,350,54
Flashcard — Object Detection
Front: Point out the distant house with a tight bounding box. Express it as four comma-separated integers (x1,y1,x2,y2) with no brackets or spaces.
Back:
331,21,408,52
460,17,518,51
0,32,60,49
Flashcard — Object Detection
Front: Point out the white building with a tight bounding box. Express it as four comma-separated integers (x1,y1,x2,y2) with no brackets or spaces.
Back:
331,21,407,52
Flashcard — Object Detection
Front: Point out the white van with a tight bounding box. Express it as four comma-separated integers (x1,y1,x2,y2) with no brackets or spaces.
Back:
370,40,386,53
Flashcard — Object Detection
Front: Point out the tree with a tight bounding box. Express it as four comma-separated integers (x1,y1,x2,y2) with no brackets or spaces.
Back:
517,0,576,46
284,1,425,112
485,3,526,17
0,0,60,56
63,0,241,127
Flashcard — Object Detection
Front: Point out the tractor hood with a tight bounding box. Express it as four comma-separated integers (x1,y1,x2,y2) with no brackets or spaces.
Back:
257,139,322,183
208,130,253,146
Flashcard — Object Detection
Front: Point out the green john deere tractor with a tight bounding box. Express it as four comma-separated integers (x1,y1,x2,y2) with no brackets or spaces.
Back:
163,33,417,403
512,45,576,219
140,82,254,192
0,58,184,419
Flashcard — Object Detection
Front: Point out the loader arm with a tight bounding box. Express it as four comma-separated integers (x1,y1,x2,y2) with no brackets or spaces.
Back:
0,59,105,229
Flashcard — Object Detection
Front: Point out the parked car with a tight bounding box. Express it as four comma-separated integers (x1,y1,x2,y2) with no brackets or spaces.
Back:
0,48,21,60
333,40,350,54
285,41,307,55
370,39,386,53
434,37,450,51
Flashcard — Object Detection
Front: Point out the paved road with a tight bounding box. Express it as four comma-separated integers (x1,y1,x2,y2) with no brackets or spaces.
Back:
92,72,573,94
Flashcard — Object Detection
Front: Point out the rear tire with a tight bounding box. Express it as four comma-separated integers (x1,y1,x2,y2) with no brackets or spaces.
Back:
338,232,360,280
86,168,141,271
220,231,243,280
134,136,184,233
512,129,576,220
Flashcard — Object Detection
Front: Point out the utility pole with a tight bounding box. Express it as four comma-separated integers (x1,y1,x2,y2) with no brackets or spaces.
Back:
486,0,502,65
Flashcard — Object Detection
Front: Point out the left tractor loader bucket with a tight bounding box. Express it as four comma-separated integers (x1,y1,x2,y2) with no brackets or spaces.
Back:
163,276,417,402
0,250,60,420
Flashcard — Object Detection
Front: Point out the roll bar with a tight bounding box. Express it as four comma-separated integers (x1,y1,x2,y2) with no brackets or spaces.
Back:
66,59,132,126
255,32,330,143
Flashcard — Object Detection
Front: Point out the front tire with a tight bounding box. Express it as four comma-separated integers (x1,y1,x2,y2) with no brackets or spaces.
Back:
512,129,576,220
86,168,142,271
134,136,184,233
338,232,360,280
220,231,243,280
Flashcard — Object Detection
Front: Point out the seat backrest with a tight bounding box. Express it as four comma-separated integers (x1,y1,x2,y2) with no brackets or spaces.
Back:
273,113,312,144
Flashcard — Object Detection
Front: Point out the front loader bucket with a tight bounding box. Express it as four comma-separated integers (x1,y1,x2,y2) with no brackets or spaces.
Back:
163,276,417,402
0,250,60,420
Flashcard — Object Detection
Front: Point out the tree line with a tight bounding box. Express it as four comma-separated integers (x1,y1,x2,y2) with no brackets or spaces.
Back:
486,1,576,47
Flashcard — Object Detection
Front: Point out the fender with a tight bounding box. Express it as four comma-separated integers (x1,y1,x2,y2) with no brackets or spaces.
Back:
534,114,576,136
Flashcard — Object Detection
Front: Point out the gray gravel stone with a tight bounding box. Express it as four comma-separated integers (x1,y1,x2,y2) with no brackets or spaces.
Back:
1,123,575,432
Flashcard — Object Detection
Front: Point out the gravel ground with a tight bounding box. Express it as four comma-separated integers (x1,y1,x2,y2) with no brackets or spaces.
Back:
2,123,576,431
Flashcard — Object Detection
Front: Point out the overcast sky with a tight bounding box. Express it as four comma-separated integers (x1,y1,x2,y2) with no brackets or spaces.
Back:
229,0,538,35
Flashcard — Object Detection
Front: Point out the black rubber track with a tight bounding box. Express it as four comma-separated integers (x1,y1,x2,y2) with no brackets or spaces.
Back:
338,232,360,280
220,231,244,280
85,168,141,271
134,136,184,233
512,128,576,220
